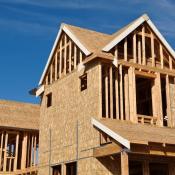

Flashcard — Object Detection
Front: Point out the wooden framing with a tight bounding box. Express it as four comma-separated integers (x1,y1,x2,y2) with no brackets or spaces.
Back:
121,151,129,175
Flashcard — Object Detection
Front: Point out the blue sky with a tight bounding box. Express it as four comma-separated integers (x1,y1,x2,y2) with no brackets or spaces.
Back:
0,0,175,104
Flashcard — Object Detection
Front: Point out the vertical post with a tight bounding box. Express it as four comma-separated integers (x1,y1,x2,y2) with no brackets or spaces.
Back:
142,26,146,65
166,75,172,127
119,65,124,120
69,42,72,73
151,32,155,67
80,52,83,63
160,44,164,69
124,71,130,120
3,132,8,172
0,132,4,170
115,69,120,119
30,135,34,167
46,75,49,85
50,63,53,84
121,151,129,175
138,39,142,64
76,121,79,175
114,46,118,67
105,68,109,118
34,135,37,166
143,160,149,175
133,33,137,63
55,52,58,80
64,35,67,75
59,40,62,78
14,133,19,171
124,38,127,61
169,56,173,70
21,132,28,169
74,45,77,69
49,129,51,175
110,66,113,118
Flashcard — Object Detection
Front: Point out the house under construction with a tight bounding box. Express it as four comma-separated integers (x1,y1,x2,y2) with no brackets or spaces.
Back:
1,14,175,175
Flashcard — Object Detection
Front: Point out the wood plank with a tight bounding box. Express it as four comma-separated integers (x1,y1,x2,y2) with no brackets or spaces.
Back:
151,32,155,67
121,151,129,175
138,39,142,64
124,71,130,120
80,51,83,63
21,132,28,169
169,56,173,70
69,41,72,73
3,132,8,172
143,160,149,175
59,39,62,78
0,132,3,171
30,135,34,167
64,35,67,75
55,52,58,80
109,66,113,118
119,65,124,120
124,38,127,61
160,44,164,69
74,45,77,69
50,63,53,84
133,33,137,63
14,133,19,171
34,135,37,166
115,69,120,119
93,143,122,158
134,70,156,79
142,26,146,65
105,67,109,118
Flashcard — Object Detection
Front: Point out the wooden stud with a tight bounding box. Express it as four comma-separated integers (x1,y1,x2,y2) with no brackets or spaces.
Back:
143,160,149,175
3,132,8,172
109,66,113,118
21,132,28,169
121,151,129,175
133,33,137,63
34,135,37,166
50,63,53,84
160,44,164,69
124,38,127,61
69,41,72,73
138,38,142,64
30,135,34,167
59,40,62,78
80,52,83,63
119,65,124,120
55,52,58,81
124,71,130,120
0,132,3,171
142,26,146,65
105,68,109,118
151,32,155,67
166,75,172,127
115,69,120,119
169,55,172,70
64,35,67,75
14,133,19,171
74,45,77,69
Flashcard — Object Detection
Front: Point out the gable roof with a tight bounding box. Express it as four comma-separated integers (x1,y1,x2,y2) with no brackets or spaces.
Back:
92,118,175,149
103,14,175,59
39,14,175,85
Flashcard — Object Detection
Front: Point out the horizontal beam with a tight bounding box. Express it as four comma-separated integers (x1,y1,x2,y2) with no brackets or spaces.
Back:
135,70,156,78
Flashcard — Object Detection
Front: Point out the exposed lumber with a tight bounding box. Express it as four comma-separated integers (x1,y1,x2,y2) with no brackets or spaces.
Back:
69,42,72,73
105,68,109,118
80,51,83,63
119,65,124,120
166,75,172,127
109,66,113,118
151,32,155,67
3,132,8,172
59,39,62,78
115,69,120,119
34,135,37,166
0,132,3,170
121,151,129,175
93,143,122,158
169,56,172,70
55,52,58,81
138,38,142,64
133,33,137,63
143,160,149,175
142,26,146,65
134,70,156,78
21,132,28,169
160,44,164,69
124,38,128,61
50,64,53,84
30,135,34,167
14,133,19,171
74,45,77,69
124,71,130,120
64,35,67,75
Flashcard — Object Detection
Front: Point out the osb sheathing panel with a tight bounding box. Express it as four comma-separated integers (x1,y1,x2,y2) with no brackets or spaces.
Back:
38,63,113,175
0,100,40,130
